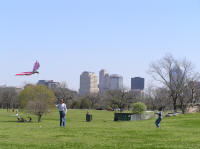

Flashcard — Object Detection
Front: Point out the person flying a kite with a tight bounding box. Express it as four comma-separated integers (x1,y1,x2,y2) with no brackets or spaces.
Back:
16,61,40,76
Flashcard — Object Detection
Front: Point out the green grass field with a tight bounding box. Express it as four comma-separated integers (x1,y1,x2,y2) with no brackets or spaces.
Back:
0,109,200,149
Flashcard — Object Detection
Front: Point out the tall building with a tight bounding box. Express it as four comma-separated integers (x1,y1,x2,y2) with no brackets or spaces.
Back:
37,80,60,88
79,71,99,96
99,69,123,91
99,69,110,92
171,67,183,82
131,77,145,90
109,74,123,90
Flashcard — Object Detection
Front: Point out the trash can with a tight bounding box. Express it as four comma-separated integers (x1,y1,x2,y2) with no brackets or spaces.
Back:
86,114,92,122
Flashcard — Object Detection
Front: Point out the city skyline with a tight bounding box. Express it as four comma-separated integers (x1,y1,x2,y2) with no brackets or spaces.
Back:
1,0,200,91
1,67,144,92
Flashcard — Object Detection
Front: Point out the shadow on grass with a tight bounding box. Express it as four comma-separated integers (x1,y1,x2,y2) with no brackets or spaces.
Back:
1,120,18,123
0,120,36,123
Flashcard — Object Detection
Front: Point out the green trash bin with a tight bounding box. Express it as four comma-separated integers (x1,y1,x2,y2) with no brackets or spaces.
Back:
86,114,92,122
114,113,132,121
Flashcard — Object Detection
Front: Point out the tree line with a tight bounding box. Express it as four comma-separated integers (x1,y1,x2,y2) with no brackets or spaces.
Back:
1,54,200,121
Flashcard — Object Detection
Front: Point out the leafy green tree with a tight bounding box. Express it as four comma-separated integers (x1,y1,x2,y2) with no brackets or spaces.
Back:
71,100,81,109
19,85,55,122
132,102,146,114
80,98,91,109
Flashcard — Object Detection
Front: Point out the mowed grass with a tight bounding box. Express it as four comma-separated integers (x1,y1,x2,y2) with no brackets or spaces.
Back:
0,109,200,149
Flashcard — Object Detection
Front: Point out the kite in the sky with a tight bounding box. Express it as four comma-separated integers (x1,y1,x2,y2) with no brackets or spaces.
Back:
16,61,40,76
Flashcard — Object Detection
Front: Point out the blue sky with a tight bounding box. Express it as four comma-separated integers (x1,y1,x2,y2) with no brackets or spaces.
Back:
0,0,200,91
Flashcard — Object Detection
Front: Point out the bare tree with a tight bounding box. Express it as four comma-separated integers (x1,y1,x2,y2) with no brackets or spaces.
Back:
153,87,171,111
149,54,198,113
51,82,78,108
95,92,111,110
144,86,171,111
106,90,125,111
106,88,138,112
0,87,18,111
178,74,200,113
143,87,157,110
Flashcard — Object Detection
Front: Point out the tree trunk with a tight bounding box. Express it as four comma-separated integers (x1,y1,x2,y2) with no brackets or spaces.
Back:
173,101,177,113
172,96,177,113
181,108,185,114
7,103,9,112
181,104,186,114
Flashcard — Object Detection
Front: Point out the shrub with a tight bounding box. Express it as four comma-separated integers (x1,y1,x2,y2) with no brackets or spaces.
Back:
132,102,146,114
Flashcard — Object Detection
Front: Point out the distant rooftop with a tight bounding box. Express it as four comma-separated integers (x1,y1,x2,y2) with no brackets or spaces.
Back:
110,74,122,78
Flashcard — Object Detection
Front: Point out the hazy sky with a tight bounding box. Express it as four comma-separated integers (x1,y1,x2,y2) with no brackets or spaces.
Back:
0,0,200,91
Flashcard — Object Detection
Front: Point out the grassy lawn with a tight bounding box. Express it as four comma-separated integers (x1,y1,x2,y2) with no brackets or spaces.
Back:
0,109,200,149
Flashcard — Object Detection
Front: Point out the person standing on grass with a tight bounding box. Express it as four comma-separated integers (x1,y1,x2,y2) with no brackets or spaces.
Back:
56,99,67,127
155,107,163,128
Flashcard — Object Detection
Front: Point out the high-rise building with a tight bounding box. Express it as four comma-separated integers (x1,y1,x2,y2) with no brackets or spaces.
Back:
171,67,183,82
131,77,145,90
79,71,99,96
99,69,123,91
109,74,123,90
99,69,110,92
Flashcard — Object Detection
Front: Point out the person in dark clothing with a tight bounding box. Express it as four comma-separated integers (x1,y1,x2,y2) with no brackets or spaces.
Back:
155,107,163,128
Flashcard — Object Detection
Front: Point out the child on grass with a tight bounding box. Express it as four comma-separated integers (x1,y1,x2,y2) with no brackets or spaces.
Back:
155,107,163,128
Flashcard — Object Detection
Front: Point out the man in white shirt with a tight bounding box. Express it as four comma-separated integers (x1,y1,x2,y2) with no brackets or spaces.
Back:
56,99,67,127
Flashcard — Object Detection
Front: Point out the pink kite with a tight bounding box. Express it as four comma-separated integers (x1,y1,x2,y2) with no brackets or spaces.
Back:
16,61,40,76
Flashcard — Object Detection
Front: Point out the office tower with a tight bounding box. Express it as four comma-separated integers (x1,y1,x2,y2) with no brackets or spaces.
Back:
171,67,183,82
131,77,145,90
99,69,110,92
79,71,99,96
109,74,123,90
